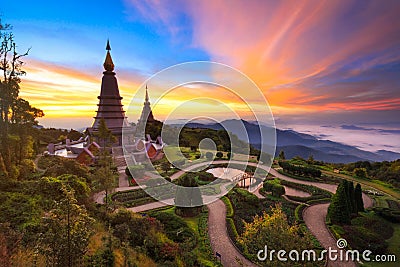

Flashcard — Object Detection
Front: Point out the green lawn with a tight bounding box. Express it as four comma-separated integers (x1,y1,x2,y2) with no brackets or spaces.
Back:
321,170,400,200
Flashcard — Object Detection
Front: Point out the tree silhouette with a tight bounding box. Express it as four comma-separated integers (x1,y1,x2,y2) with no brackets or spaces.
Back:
0,20,43,178
355,183,364,212
38,185,94,266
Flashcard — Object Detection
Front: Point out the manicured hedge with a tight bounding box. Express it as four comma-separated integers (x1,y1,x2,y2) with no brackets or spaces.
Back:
279,161,322,178
111,189,157,207
221,196,234,218
280,180,332,203
295,203,307,223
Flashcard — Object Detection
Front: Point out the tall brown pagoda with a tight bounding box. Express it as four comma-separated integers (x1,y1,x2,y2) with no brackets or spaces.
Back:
87,40,128,146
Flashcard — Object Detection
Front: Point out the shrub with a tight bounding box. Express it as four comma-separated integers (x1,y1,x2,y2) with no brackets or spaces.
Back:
271,184,285,197
351,215,394,240
263,179,284,197
233,188,259,206
205,152,214,160
149,211,195,244
125,166,132,177
127,165,145,178
342,225,388,254
172,159,186,168
279,161,321,178
295,203,307,223
198,172,215,182
222,196,234,218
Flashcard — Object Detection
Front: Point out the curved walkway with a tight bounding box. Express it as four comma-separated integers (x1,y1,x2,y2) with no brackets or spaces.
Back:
304,193,373,267
208,199,256,267
95,159,374,267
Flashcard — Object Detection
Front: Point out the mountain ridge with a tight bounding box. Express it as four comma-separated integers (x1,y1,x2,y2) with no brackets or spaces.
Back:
169,119,400,163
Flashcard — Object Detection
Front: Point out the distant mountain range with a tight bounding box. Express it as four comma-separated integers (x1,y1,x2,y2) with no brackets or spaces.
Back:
170,119,400,163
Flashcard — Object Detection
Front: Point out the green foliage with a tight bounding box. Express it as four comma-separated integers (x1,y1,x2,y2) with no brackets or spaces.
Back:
279,179,332,203
354,183,364,212
238,204,314,266
353,167,367,178
165,126,258,155
342,224,388,254
0,223,22,266
278,150,285,160
109,209,183,263
0,20,44,178
86,235,115,267
295,204,307,223
337,159,400,189
197,210,222,266
41,156,90,180
38,186,94,266
109,209,159,248
197,172,215,183
96,118,117,147
160,161,171,174
373,207,400,223
263,179,285,197
148,210,195,245
221,196,234,218
279,161,322,178
205,151,214,160
352,214,394,240
172,159,186,168
175,174,203,217
327,181,364,225
257,152,272,165
231,188,259,206
37,175,90,207
0,192,41,230
272,184,285,197
17,159,35,179
327,181,351,224
127,164,145,178
111,189,156,208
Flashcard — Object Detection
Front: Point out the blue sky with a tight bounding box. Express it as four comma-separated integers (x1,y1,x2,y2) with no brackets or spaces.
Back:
1,0,400,152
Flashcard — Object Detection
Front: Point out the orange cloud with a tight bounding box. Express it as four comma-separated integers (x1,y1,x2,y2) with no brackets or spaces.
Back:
181,0,400,112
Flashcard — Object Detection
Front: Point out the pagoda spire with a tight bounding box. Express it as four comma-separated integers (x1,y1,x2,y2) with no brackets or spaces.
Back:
106,39,111,51
145,84,149,102
103,39,114,71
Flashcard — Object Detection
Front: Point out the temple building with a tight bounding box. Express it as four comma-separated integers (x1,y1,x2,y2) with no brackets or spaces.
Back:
86,40,128,146
47,41,164,165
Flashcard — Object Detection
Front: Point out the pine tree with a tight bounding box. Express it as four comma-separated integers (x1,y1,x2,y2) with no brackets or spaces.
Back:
94,118,117,212
347,181,356,213
278,150,285,160
328,181,351,224
175,174,203,216
354,183,364,212
38,185,94,266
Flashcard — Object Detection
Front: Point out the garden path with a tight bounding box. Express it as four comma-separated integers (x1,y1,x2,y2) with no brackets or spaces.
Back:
208,199,256,267
95,159,374,267
304,194,373,267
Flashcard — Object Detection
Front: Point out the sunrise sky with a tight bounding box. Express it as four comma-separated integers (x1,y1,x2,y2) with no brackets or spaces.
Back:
1,0,400,152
